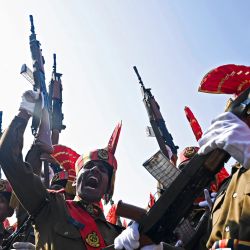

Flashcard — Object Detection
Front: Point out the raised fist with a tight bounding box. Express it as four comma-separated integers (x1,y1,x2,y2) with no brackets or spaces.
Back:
19,90,43,115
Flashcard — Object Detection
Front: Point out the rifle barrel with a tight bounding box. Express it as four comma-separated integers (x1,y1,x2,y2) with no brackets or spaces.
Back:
133,66,144,87
0,111,2,135
29,15,35,34
53,53,56,73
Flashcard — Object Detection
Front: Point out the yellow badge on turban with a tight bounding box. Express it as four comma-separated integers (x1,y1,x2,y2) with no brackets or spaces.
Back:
98,149,109,160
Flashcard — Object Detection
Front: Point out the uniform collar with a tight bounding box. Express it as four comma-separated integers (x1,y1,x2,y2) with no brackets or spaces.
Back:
73,198,105,220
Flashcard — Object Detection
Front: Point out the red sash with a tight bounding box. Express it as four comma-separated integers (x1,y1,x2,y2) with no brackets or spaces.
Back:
66,200,106,250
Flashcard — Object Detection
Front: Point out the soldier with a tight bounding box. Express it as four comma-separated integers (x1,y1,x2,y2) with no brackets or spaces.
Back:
0,90,123,249
114,110,250,250
0,179,14,246
198,111,250,249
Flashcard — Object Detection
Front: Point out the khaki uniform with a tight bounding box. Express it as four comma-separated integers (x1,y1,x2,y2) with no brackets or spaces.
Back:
207,166,250,248
0,116,123,250
162,166,250,250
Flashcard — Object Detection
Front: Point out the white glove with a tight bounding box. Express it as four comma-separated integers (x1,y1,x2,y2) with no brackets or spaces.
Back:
114,222,140,250
19,90,43,115
198,112,250,169
198,189,217,210
11,242,35,250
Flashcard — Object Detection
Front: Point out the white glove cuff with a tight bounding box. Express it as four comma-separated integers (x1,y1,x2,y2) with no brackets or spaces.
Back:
19,100,36,115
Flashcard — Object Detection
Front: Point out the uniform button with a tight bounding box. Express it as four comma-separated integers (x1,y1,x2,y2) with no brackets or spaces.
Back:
64,232,69,236
233,192,237,198
225,226,230,232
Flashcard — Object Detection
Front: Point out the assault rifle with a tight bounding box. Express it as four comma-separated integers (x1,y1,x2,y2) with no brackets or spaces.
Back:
133,66,178,164
28,15,52,154
20,15,55,189
48,54,66,173
48,53,66,145
20,53,66,145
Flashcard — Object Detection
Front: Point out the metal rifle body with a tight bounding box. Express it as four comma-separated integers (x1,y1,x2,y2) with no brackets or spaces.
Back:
28,15,52,190
48,54,66,173
137,87,250,244
48,53,66,145
2,216,32,250
28,15,52,154
133,66,178,161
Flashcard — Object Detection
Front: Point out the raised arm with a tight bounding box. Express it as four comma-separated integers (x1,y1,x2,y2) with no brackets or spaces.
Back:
0,91,48,215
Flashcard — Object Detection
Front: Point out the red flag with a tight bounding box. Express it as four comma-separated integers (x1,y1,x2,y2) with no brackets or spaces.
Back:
184,106,203,141
199,64,250,96
106,204,117,225
148,193,155,208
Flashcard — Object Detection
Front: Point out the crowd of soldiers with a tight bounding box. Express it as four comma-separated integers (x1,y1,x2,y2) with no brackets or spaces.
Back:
0,14,249,250
0,68,249,250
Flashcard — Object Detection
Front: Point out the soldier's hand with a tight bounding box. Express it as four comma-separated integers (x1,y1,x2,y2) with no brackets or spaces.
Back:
19,90,44,115
114,222,140,250
11,242,35,250
198,189,217,210
198,112,250,169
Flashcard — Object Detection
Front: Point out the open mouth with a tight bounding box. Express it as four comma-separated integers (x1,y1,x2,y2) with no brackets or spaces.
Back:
86,176,99,188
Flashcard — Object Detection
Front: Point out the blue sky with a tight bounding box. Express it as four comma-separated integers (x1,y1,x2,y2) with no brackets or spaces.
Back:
0,1,249,214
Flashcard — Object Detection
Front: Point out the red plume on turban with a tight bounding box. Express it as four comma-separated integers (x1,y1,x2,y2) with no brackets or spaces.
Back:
50,144,79,181
199,64,250,96
107,121,122,155
184,106,203,141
